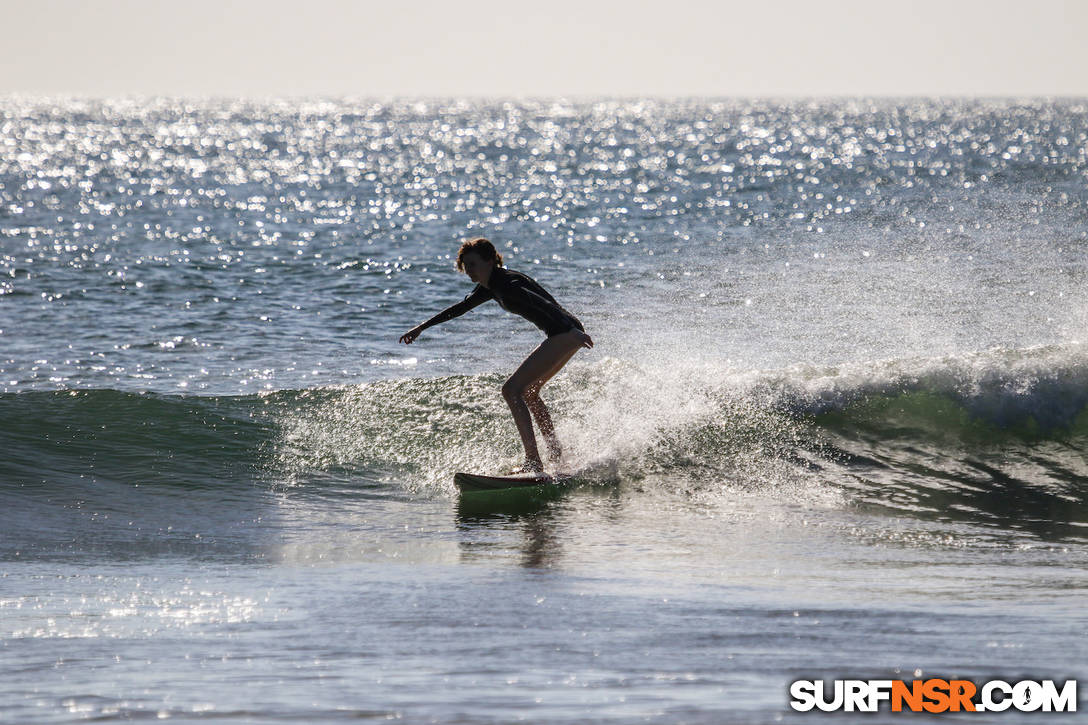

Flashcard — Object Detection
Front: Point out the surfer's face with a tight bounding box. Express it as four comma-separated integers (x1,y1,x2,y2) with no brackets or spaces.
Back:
461,251,495,286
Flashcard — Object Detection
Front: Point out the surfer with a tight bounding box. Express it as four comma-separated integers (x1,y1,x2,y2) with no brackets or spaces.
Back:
399,237,593,474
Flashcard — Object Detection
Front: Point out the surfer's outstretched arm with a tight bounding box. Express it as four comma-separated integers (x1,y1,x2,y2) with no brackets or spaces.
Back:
399,287,491,344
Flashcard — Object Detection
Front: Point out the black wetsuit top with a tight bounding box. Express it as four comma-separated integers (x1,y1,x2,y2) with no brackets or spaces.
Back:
429,267,584,337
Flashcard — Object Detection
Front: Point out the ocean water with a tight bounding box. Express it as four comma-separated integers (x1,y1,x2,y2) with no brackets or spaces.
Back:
1,97,1087,723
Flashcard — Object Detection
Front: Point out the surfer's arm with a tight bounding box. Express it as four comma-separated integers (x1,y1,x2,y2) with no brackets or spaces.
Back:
399,286,491,344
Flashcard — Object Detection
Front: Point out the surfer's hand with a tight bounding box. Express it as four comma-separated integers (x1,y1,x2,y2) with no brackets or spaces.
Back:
399,327,422,344
578,331,594,349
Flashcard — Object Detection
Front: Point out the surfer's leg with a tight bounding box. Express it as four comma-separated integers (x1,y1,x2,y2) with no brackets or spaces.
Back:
503,331,583,469
502,388,541,470
525,345,579,461
525,388,559,460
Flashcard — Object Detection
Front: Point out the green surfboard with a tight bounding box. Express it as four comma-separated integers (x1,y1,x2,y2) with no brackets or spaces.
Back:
453,470,557,493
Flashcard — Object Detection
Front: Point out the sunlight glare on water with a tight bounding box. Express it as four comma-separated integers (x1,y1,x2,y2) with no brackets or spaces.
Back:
2,97,1087,723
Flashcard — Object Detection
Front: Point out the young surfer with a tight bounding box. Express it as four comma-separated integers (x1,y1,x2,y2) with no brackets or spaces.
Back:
399,237,593,474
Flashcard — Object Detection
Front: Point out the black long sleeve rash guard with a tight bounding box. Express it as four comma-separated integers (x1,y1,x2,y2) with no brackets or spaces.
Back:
426,267,584,338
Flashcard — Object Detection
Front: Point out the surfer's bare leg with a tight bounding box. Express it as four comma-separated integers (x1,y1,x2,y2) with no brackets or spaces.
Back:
525,346,579,461
525,387,559,460
502,330,584,470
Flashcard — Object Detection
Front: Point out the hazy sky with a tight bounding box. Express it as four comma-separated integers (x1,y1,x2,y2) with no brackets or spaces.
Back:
3,0,1086,97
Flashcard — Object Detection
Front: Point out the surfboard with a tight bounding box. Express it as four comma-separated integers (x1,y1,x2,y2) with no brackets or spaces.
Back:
453,470,556,493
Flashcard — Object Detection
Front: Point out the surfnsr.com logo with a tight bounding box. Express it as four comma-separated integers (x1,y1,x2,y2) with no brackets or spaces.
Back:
789,679,1078,713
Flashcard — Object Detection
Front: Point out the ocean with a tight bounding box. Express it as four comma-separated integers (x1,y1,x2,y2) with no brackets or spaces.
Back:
1,97,1086,723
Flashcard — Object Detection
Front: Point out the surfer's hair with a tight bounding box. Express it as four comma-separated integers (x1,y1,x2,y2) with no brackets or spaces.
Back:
456,237,503,271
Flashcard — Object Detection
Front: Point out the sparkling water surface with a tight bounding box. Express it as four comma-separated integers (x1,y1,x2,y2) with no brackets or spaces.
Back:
2,98,1087,723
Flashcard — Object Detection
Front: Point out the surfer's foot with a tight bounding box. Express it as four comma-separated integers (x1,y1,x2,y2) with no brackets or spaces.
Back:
545,439,562,463
509,459,544,475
